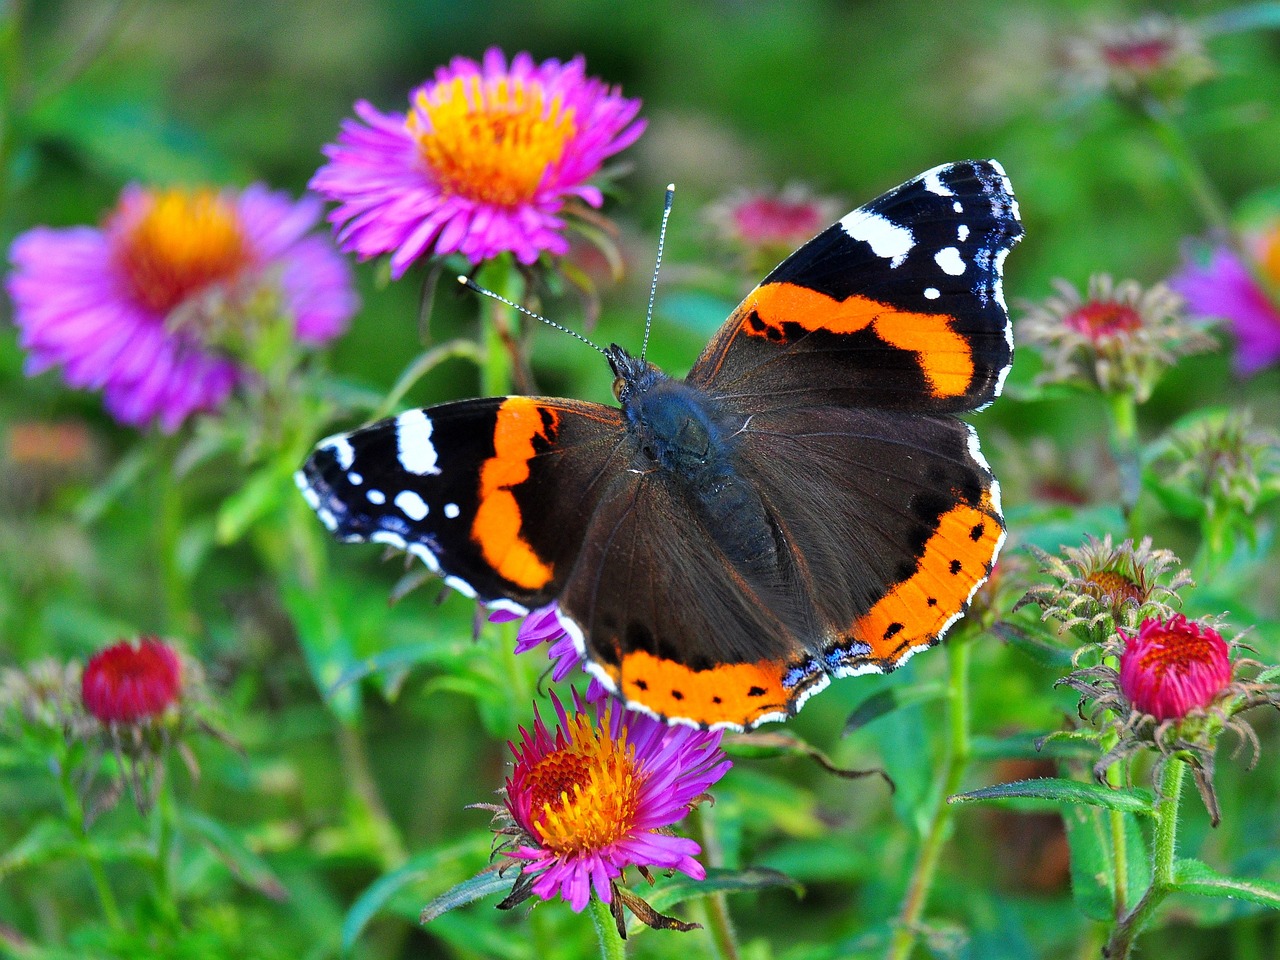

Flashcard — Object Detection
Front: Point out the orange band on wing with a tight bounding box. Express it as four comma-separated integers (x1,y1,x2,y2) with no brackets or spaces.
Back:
605,650,791,728
855,493,1001,661
471,398,557,590
739,282,974,398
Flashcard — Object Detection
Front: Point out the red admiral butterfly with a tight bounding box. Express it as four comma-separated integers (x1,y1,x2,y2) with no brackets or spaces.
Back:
298,160,1022,730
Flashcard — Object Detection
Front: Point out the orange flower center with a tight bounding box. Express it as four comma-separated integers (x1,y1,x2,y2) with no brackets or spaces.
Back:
1064,301,1143,340
407,74,577,208
115,189,251,314
1134,626,1220,679
523,712,640,855
1259,225,1280,286
1085,569,1144,606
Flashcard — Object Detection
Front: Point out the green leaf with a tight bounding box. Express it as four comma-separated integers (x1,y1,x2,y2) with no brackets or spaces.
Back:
0,820,76,879
418,868,515,924
342,836,491,950
969,731,1097,761
180,809,288,902
842,681,945,734
949,777,1153,814
216,465,291,545
1059,804,1149,922
1172,859,1280,909
645,867,802,913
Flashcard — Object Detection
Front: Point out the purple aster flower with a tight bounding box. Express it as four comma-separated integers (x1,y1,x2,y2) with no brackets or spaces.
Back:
498,692,730,913
491,602,601,695
6,184,358,432
309,47,645,277
1171,234,1280,376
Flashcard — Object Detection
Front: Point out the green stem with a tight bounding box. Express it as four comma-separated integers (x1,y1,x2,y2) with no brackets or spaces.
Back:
588,893,627,960
476,257,522,397
150,772,180,927
372,339,483,421
690,805,739,960
336,723,408,868
1105,391,1141,522
887,636,972,960
59,758,123,930
156,437,193,635
1104,759,1187,959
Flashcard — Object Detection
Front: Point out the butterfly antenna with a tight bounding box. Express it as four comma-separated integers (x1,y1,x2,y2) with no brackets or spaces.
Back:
640,183,675,362
457,276,607,357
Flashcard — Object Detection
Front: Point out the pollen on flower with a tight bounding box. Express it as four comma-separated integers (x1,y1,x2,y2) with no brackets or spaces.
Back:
524,712,640,854
112,188,251,314
409,75,578,208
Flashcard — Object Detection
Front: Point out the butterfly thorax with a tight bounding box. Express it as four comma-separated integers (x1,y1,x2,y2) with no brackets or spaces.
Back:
607,344,778,570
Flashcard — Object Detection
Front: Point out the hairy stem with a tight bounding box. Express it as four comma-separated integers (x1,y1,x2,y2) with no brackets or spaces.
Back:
887,635,972,960
588,892,627,960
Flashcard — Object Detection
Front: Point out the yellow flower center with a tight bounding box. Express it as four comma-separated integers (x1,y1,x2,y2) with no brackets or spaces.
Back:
1260,225,1280,285
524,711,640,855
407,75,577,208
115,189,251,315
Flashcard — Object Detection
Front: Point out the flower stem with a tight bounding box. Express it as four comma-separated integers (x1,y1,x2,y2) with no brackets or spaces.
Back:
887,635,972,960
690,804,739,960
589,893,628,960
150,772,181,928
1104,758,1188,958
475,256,522,397
59,758,123,930
1105,391,1141,521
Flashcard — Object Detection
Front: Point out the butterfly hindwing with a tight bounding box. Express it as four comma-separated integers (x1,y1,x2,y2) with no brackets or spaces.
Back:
688,160,1022,413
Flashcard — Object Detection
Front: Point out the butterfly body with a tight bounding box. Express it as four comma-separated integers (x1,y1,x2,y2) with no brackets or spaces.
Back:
299,160,1023,729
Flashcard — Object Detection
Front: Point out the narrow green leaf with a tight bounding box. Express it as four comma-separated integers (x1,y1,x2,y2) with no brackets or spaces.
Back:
418,868,515,925
842,681,945,735
949,777,1153,814
645,867,802,913
0,821,76,879
1061,804,1114,922
970,731,1097,761
1173,859,1280,909
180,809,288,902
342,836,491,950
216,466,290,545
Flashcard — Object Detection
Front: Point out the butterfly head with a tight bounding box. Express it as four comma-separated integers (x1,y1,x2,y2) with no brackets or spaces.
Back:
606,343,664,405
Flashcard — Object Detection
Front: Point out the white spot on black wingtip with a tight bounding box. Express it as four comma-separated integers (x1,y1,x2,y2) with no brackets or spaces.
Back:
934,247,966,276
295,472,321,510
348,472,363,486
367,489,386,505
395,409,442,476
487,597,528,617
318,434,355,471
405,543,441,574
443,574,477,599
924,287,941,300
841,210,915,267
923,167,955,197
394,490,429,521
316,507,338,532
953,201,963,213
957,224,969,242
444,503,460,519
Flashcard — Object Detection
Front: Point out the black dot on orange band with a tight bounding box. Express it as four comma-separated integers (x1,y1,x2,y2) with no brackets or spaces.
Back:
634,679,648,691
970,523,985,541
949,559,962,574
671,689,684,700
712,696,722,704
927,597,938,606
747,686,766,697
884,622,904,640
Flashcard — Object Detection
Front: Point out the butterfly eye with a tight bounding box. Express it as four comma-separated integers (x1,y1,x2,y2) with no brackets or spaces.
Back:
612,376,626,402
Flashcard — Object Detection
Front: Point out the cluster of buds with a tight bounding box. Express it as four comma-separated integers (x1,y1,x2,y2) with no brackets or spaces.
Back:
1021,536,1280,823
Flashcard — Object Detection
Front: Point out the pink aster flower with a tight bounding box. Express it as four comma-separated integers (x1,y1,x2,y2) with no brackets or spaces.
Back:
81,636,183,726
1172,225,1280,375
310,48,645,277
7,184,358,432
499,693,730,913
706,184,841,275
1118,614,1232,722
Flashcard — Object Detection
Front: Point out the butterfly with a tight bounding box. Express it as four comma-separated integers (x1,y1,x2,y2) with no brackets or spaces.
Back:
297,159,1023,730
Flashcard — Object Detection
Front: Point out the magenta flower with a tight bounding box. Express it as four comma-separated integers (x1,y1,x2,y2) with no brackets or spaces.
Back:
7,184,358,432
500,693,729,912
1172,234,1280,376
309,48,645,277
81,637,183,725
1118,614,1232,722
491,602,605,700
